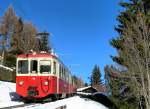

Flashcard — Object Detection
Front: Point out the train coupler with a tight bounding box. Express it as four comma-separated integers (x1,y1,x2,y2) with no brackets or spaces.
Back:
27,86,39,97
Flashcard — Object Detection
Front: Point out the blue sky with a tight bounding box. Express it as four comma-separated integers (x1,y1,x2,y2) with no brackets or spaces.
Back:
0,0,121,83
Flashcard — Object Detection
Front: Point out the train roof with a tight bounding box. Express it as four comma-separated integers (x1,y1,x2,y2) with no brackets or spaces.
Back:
17,52,72,75
17,53,57,59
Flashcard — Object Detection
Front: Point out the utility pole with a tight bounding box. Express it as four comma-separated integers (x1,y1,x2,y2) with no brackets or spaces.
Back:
36,32,51,52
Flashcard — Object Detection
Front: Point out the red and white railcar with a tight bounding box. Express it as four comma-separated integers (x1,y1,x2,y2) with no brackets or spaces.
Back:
16,52,76,99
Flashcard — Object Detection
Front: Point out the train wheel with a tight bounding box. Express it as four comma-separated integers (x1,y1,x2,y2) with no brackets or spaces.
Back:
61,93,66,98
55,94,59,100
52,94,59,101
43,97,52,102
66,94,70,98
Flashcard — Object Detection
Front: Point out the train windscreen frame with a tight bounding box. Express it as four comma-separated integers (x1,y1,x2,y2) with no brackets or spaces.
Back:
40,60,51,74
18,60,28,74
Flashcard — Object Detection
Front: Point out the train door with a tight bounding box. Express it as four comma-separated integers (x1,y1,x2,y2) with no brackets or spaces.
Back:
29,59,39,86
30,60,38,75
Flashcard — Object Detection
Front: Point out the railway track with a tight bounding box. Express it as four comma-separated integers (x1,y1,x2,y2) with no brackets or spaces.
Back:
0,98,67,109
0,94,71,109
1,103,67,109
0,103,38,109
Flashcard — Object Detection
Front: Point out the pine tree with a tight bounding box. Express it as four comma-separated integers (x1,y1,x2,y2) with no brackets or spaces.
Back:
110,0,150,67
108,0,150,109
104,65,139,109
91,65,101,87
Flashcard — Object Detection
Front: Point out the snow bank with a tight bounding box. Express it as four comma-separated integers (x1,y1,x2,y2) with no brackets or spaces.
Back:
0,81,23,108
16,96,108,109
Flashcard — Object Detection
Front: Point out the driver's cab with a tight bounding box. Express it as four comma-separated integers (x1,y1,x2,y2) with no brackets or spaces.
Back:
17,59,39,76
16,58,52,76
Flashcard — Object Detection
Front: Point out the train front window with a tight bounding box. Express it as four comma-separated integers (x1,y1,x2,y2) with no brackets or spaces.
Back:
40,60,51,74
31,60,38,74
18,60,28,74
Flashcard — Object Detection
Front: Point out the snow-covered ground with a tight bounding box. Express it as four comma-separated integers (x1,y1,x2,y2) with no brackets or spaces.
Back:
0,81,108,109
15,96,108,109
0,81,23,108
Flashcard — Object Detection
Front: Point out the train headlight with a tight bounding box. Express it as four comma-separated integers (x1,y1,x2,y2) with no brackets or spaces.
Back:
19,81,24,86
44,81,49,86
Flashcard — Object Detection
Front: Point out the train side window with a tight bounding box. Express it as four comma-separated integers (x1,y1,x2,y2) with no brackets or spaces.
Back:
59,65,61,78
31,60,38,74
61,66,63,78
69,73,71,83
63,69,65,80
64,69,66,80
62,68,65,79
66,72,69,81
18,60,28,74
72,77,74,85
53,61,56,74
61,67,63,79
40,60,51,74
